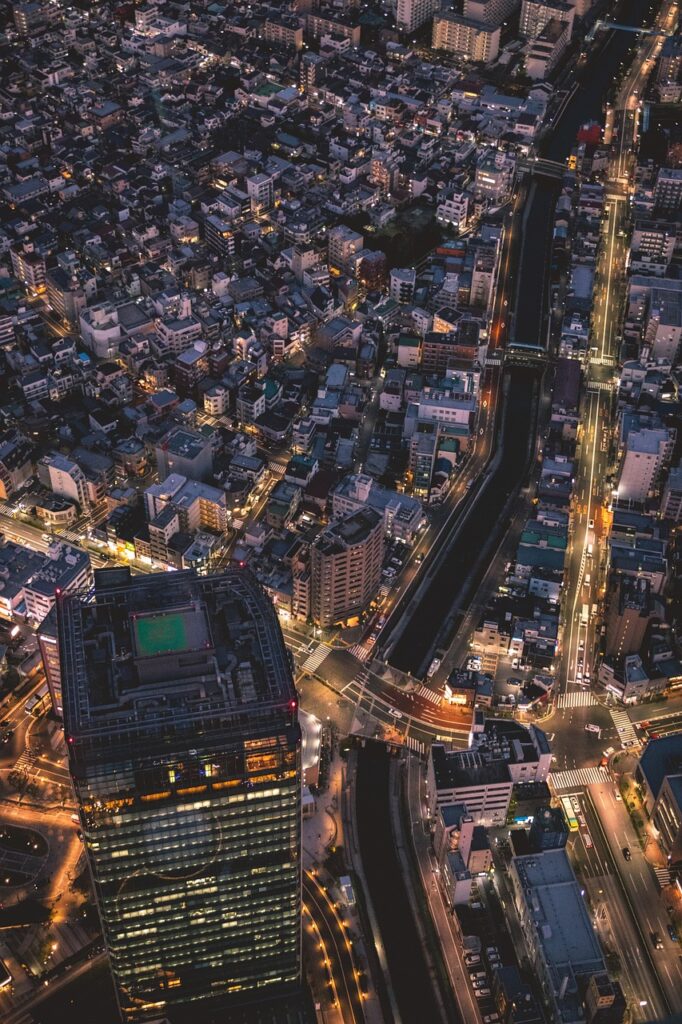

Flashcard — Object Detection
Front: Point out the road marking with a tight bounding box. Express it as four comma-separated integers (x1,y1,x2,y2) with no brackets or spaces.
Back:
610,709,639,747
556,691,597,707
549,766,612,789
653,866,671,888
301,643,333,674
416,685,442,705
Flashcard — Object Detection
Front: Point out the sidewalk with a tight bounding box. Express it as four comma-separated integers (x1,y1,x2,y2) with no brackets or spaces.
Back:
404,753,482,1024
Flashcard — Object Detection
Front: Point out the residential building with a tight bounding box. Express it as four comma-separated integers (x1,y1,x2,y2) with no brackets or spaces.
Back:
59,567,302,1022
328,225,363,273
155,426,214,483
429,743,514,825
432,12,501,63
42,453,90,510
264,17,304,50
310,509,383,628
0,429,33,500
616,426,675,503
396,0,439,34
389,268,416,304
661,464,682,522
653,167,682,215
519,0,574,38
509,849,612,1024
24,542,92,626
604,576,655,659
10,242,46,293
332,473,422,542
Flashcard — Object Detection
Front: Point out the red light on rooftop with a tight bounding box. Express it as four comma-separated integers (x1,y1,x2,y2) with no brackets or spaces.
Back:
288,700,298,711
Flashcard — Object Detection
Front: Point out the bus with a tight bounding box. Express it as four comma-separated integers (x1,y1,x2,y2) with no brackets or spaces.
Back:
580,604,589,627
560,796,579,832
24,683,49,717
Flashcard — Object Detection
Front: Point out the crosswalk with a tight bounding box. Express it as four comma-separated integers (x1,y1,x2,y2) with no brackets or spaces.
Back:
586,379,617,392
485,356,503,367
654,866,671,888
406,736,425,756
14,749,37,774
301,643,333,674
416,685,442,705
349,642,372,663
557,691,597,708
610,708,639,747
549,766,612,790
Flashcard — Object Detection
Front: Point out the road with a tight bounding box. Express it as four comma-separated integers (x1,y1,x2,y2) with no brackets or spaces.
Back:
583,783,682,1016
546,4,681,1020
557,1,677,701
406,754,482,1024
303,870,366,1024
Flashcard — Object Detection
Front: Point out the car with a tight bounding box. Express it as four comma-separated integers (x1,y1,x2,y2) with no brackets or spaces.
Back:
474,989,491,999
615,791,622,801
584,835,593,848
668,924,679,943
470,901,482,910
599,756,609,769
588,519,595,529
470,971,485,981
511,657,520,669
507,678,522,687
622,847,631,861
473,977,488,987
650,931,663,950
484,1016,500,1024
388,708,403,719
464,955,481,966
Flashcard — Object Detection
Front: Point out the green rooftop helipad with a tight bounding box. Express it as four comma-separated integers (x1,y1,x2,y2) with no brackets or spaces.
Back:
134,611,190,657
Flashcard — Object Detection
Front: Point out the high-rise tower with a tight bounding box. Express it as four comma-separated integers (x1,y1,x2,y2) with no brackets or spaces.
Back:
59,567,301,1022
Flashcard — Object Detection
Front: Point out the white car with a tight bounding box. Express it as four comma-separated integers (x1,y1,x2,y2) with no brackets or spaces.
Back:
388,708,403,720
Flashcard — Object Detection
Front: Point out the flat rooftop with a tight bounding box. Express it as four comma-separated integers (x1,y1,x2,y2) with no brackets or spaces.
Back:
512,849,604,1018
59,567,296,749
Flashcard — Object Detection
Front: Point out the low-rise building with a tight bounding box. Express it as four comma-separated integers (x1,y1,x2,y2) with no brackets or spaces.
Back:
509,848,612,1024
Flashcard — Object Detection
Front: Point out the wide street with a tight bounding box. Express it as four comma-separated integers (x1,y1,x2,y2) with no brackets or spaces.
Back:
544,4,682,1019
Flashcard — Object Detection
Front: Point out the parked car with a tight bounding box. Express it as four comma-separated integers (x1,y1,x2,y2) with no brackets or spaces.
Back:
667,924,679,943
475,989,491,999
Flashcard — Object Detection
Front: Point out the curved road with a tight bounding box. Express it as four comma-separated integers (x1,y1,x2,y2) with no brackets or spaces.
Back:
303,871,365,1024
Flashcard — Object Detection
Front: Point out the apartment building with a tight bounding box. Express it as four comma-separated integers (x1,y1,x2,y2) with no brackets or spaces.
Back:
432,12,501,62
617,427,675,503
519,0,574,38
396,0,439,34
654,167,682,215
310,509,384,628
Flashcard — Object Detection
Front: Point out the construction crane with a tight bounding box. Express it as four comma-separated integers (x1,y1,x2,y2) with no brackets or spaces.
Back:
584,18,675,42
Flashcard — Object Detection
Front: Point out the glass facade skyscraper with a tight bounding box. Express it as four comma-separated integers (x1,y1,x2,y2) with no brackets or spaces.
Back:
59,566,301,1023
